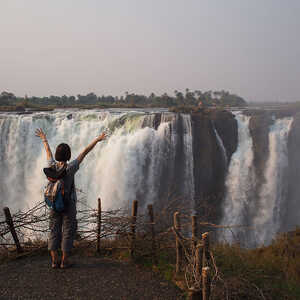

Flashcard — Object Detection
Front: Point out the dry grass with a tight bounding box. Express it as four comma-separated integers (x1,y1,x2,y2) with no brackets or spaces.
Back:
211,230,300,300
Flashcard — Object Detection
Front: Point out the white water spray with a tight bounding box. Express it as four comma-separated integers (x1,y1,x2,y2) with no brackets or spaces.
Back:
182,114,195,213
253,117,293,245
220,113,255,243
0,110,194,213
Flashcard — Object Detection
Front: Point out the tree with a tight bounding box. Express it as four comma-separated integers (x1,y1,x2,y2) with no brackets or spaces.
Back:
149,92,156,99
174,90,184,105
185,90,196,105
0,91,16,105
184,88,197,105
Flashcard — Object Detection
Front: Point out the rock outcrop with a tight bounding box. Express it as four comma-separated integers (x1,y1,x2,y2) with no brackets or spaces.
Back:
191,110,238,222
248,111,274,185
286,112,300,231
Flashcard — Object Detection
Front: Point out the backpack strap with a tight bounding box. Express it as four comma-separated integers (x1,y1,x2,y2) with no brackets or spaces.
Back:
63,180,75,208
43,164,67,180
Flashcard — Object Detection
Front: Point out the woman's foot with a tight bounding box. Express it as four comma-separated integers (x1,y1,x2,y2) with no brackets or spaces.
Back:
61,251,72,268
50,250,59,269
51,261,60,269
60,261,72,269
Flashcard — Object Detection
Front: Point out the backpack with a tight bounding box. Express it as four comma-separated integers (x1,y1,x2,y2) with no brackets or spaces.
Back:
43,164,67,213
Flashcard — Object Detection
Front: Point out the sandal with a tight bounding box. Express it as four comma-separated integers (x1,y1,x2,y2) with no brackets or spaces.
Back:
51,262,60,269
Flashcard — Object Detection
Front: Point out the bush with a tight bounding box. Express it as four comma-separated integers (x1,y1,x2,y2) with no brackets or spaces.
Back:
212,230,300,299
168,105,196,113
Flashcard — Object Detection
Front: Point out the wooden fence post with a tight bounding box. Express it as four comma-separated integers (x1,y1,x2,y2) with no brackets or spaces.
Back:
96,198,101,253
3,207,23,253
191,215,197,249
188,287,202,300
202,232,210,268
130,200,138,258
202,267,211,300
174,211,183,275
147,204,157,263
195,241,203,282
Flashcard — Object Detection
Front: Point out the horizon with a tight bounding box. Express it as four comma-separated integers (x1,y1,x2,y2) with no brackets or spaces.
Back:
1,1,300,103
2,89,300,104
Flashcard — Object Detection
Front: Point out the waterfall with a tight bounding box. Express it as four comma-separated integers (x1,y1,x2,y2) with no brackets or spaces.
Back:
94,114,172,211
2,108,296,246
0,110,194,213
213,124,228,167
182,114,195,213
220,114,294,246
220,113,255,244
253,117,293,245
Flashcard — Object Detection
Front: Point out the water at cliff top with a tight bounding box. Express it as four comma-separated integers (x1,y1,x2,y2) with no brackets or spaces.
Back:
0,109,194,213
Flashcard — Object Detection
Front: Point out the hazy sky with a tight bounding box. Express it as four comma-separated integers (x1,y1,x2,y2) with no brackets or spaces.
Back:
1,1,299,102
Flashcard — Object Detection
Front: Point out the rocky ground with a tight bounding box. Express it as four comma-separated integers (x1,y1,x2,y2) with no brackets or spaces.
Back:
0,254,184,300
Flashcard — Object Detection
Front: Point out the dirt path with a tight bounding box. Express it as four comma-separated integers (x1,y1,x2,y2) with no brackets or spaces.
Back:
0,254,184,300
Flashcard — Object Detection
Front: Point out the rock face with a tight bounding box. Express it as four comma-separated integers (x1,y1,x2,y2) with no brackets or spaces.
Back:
244,108,300,184
140,110,239,222
175,107,300,237
209,110,238,162
286,112,300,231
248,112,274,185
191,110,238,222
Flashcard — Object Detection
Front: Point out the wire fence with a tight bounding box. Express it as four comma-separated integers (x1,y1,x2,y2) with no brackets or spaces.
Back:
0,199,133,250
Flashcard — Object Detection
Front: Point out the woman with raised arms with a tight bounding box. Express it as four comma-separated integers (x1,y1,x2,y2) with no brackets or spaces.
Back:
35,128,106,268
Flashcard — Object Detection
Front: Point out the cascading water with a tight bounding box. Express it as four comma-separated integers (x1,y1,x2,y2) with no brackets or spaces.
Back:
1,108,297,246
253,117,293,245
0,110,195,213
182,114,195,213
213,124,228,167
220,114,294,246
220,113,255,244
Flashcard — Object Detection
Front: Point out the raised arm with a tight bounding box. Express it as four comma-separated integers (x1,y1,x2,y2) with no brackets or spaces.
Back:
35,128,53,161
77,132,106,165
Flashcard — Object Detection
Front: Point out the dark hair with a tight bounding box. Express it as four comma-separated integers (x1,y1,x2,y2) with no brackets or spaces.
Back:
55,143,71,162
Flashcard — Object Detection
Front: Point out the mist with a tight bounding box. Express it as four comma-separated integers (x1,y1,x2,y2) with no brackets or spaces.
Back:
0,0,300,102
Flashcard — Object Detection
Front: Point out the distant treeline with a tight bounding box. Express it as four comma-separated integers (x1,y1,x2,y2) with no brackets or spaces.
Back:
0,89,247,109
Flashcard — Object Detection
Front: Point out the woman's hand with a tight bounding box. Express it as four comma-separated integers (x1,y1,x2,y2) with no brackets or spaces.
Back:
77,132,107,164
95,132,107,142
35,128,47,141
35,128,53,160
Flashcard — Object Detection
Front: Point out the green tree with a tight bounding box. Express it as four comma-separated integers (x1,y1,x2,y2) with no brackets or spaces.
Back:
174,90,184,105
0,91,16,105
